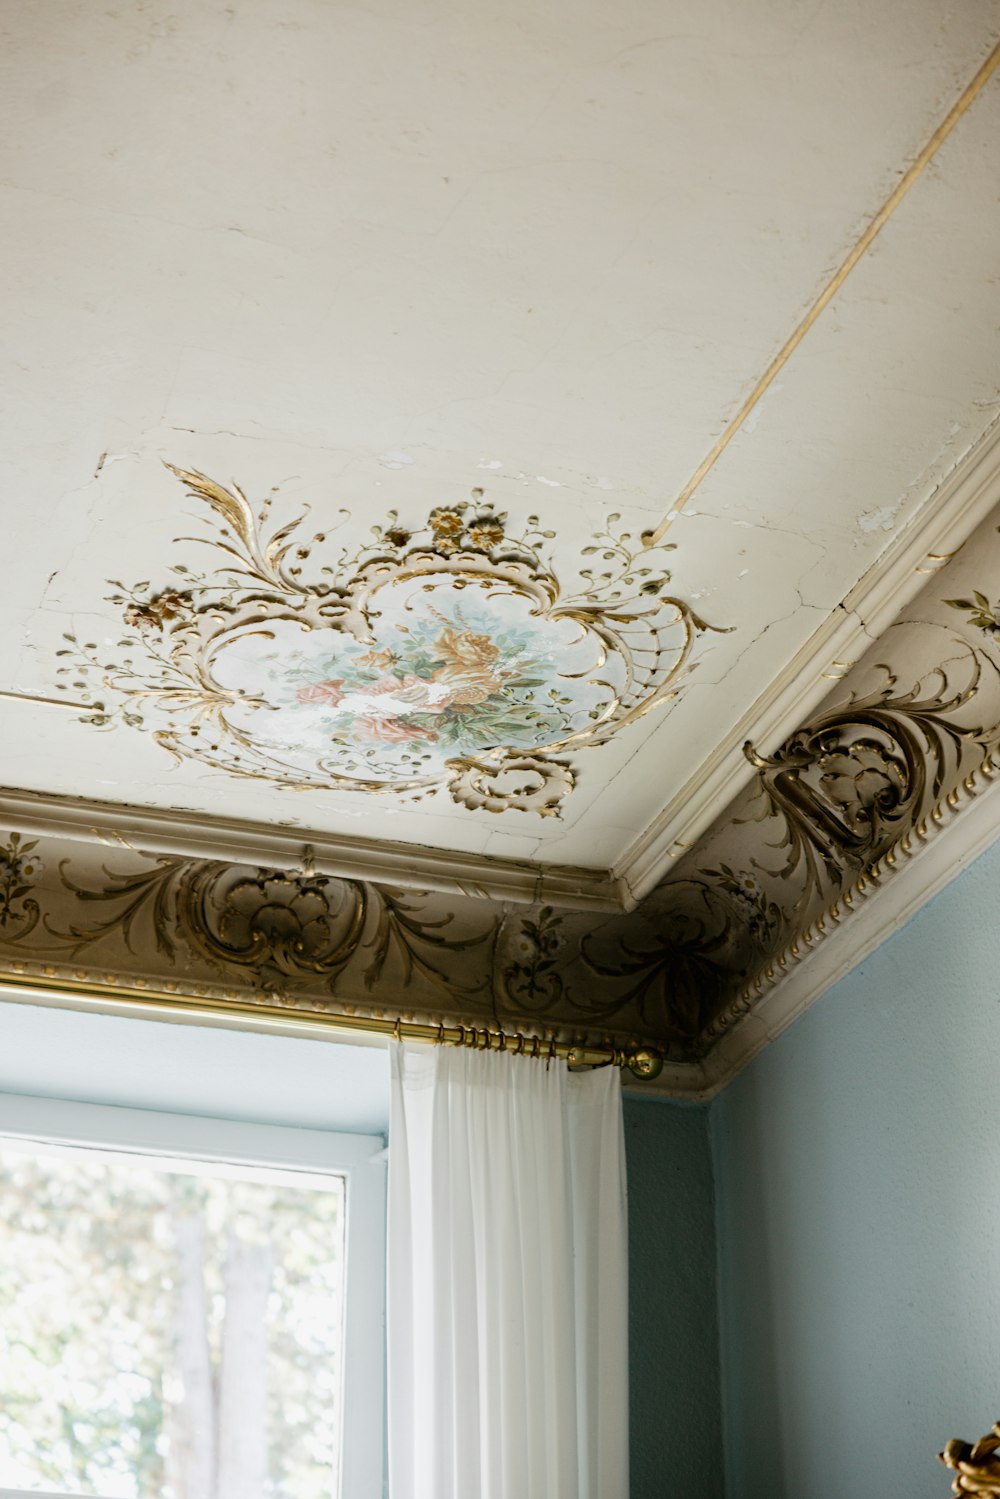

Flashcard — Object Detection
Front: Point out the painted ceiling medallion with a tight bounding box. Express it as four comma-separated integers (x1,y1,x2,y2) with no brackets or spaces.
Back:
61,466,725,814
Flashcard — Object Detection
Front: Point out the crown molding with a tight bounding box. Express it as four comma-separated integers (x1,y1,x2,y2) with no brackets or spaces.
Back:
613,416,1000,906
682,739,1000,1100
0,786,626,913
630,735,1000,1102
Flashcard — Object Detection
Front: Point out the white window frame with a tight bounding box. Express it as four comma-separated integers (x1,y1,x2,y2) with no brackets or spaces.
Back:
0,1089,386,1499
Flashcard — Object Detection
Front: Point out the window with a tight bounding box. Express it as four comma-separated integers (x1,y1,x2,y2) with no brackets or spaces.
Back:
0,1091,386,1499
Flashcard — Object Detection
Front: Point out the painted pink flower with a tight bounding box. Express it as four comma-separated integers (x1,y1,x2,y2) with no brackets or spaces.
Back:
355,715,439,744
296,678,345,706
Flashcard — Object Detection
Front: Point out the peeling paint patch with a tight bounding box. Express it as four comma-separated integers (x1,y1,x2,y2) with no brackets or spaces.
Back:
478,458,503,470
858,504,900,533
535,475,561,487
378,450,414,470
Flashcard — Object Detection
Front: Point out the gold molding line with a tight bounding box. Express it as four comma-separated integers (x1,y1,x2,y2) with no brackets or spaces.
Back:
645,37,1000,548
0,689,97,712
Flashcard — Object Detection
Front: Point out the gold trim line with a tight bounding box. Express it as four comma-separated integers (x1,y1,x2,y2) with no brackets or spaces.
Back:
645,37,1000,547
0,689,99,712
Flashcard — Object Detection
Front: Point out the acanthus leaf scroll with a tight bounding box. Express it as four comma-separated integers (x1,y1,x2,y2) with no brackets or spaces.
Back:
45,854,499,1002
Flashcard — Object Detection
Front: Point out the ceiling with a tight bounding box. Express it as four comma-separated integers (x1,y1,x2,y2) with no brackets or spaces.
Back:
2,1,1000,1089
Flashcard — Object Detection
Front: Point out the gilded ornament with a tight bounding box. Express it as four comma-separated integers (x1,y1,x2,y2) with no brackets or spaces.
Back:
940,1423,1000,1495
741,658,990,916
46,854,498,1001
580,877,757,1044
54,465,728,816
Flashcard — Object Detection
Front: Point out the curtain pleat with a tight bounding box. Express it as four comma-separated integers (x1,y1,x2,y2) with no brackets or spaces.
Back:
387,1043,628,1499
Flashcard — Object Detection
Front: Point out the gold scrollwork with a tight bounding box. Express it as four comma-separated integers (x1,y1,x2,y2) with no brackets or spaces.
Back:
55,465,728,816
46,855,498,1000
578,877,762,1045
741,656,992,916
940,1422,1000,1495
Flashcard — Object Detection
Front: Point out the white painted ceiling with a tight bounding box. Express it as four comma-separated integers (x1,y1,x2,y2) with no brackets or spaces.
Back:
3,0,999,882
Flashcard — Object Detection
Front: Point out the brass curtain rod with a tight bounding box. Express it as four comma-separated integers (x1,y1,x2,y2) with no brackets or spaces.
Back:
0,970,665,1080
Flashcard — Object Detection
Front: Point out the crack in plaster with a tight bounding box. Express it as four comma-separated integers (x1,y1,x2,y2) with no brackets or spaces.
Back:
166,424,357,457
693,595,825,689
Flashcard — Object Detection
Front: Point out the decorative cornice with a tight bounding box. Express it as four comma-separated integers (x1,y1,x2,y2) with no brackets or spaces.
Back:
614,415,1000,903
627,743,1000,1100
0,786,627,912
691,739,1000,1098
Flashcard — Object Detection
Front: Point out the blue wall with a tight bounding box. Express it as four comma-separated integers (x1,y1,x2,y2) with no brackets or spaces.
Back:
624,1095,724,1498
711,838,1000,1499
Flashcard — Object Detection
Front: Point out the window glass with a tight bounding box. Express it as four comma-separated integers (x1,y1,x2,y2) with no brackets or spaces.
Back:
0,1143,346,1498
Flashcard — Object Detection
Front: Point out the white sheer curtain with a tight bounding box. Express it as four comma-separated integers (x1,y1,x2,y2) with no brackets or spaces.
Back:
387,1041,629,1499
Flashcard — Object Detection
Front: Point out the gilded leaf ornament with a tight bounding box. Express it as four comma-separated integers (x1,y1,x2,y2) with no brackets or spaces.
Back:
55,465,727,816
740,654,993,918
940,1423,1000,1496
579,877,761,1044
46,855,498,1001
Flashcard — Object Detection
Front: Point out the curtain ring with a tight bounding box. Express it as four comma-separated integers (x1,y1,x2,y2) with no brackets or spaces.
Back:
393,1016,402,1044
437,1023,445,1048
514,1033,524,1056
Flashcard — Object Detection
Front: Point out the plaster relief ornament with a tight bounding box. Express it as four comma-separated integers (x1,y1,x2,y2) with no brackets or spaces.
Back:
58,466,727,815
940,1423,1000,1496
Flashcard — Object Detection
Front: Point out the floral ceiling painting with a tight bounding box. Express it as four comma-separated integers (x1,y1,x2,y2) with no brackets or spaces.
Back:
57,466,725,816
217,587,617,781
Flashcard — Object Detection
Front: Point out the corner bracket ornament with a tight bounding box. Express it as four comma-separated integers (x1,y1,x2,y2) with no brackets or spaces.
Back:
740,657,990,917
56,465,728,816
940,1422,1000,1494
